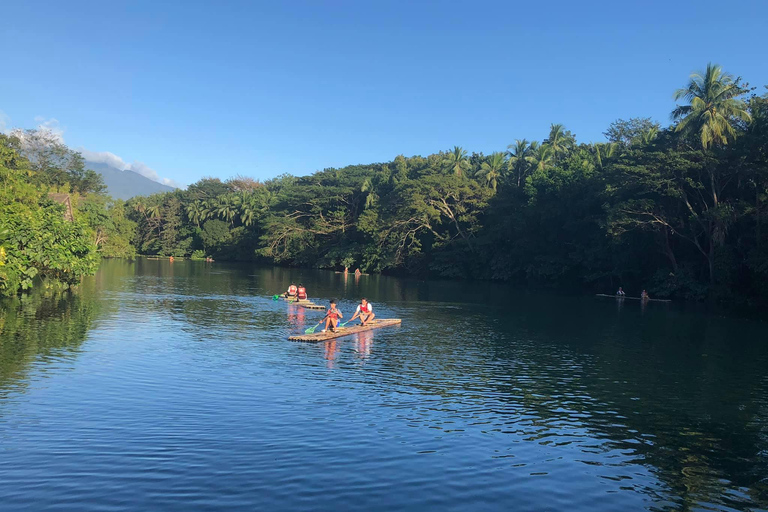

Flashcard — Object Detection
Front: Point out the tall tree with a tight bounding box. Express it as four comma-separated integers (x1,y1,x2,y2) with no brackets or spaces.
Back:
476,152,506,191
672,63,751,149
444,146,470,177
507,139,532,187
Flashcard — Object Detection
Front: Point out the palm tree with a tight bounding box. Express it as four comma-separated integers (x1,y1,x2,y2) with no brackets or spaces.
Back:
475,152,506,191
545,123,574,162
593,142,617,170
672,63,750,149
529,142,554,172
507,139,532,187
639,126,658,146
444,146,470,177
186,201,204,228
216,197,237,225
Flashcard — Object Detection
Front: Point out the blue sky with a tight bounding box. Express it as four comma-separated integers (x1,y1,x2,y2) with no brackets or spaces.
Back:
1,0,767,187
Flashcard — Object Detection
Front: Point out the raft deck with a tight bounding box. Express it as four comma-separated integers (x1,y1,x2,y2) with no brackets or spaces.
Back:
282,297,327,310
595,294,671,303
289,319,401,342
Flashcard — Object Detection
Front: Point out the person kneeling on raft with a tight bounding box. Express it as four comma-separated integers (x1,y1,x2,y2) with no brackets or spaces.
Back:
349,298,375,326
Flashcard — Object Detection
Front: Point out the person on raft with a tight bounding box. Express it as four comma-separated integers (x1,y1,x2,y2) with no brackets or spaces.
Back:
641,289,650,300
616,287,626,296
284,283,298,298
297,284,308,300
354,268,362,277
348,298,375,326
321,299,342,333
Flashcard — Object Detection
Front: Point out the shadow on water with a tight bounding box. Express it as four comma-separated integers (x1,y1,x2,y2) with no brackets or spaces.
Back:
0,258,767,511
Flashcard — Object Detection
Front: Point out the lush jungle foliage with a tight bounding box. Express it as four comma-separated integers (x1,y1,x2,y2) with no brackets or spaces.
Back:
0,132,134,296
124,64,768,307
3,64,767,307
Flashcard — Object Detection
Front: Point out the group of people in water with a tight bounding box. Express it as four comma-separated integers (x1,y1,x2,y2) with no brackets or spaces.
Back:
283,283,375,333
616,287,650,300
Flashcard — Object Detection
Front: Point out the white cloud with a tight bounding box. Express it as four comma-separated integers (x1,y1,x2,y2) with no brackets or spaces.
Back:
8,114,180,188
78,149,130,171
78,149,180,188
33,116,65,143
131,161,180,188
0,110,10,133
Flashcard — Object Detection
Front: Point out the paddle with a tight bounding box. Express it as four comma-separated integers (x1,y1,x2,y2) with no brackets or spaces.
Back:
305,317,327,334
272,294,279,301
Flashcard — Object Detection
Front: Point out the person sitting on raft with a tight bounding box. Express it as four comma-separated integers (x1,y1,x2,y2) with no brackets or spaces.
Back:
354,268,362,277
348,298,375,326
297,284,308,300
284,283,298,298
322,299,342,333
616,287,626,296
641,289,650,300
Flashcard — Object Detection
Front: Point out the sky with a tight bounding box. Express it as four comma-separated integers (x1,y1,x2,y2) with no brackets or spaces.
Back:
1,0,767,187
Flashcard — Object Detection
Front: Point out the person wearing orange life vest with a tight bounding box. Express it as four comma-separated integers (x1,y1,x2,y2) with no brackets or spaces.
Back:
284,283,298,298
348,298,375,326
297,284,308,300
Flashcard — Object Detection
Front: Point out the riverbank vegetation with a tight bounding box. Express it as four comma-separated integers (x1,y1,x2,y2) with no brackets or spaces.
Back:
2,63,767,307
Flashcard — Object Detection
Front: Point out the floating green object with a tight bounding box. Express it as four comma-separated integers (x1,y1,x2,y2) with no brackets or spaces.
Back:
272,294,279,301
305,319,325,334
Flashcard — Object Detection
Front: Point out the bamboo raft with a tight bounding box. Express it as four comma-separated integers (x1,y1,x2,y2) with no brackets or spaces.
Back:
282,296,328,310
289,319,402,342
595,294,671,303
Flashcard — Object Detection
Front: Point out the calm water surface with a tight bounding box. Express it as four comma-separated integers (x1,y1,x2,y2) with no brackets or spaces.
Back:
1,259,767,511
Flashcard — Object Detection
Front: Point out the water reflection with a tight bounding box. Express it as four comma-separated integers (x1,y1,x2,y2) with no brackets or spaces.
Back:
0,259,767,512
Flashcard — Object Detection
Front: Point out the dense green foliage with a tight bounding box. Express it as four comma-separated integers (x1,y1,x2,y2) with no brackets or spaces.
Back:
124,64,768,307
3,63,767,307
0,133,133,296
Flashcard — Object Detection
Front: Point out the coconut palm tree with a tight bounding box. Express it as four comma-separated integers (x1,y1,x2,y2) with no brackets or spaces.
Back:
593,142,617,170
639,126,659,146
507,139,532,187
186,201,204,228
216,197,237,225
444,146,470,177
672,63,750,149
545,123,574,162
529,142,554,172
476,152,506,191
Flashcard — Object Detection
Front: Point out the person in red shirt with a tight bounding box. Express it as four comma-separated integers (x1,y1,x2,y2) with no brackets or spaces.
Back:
322,299,342,333
349,298,375,326
297,284,308,300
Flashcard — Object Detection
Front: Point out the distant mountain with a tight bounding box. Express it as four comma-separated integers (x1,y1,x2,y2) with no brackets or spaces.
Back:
86,161,175,200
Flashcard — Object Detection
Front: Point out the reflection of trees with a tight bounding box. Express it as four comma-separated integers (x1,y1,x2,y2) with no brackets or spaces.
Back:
0,284,102,397
367,295,768,511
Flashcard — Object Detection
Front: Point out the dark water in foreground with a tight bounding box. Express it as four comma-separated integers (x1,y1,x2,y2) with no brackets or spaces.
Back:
1,259,767,512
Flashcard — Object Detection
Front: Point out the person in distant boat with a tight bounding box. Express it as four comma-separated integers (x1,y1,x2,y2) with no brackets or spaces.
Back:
354,268,362,277
322,299,342,333
344,266,349,274
641,290,650,300
349,298,375,326
297,284,308,300
169,256,174,263
284,283,298,298
616,287,626,296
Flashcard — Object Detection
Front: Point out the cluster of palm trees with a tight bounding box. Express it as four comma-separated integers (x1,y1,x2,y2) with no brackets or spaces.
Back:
442,63,751,193
443,123,577,191
185,191,270,228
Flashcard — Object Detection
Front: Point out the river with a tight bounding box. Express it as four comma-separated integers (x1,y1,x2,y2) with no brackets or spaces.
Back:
1,259,767,511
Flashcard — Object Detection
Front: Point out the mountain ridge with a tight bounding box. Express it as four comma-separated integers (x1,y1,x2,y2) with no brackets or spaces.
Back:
86,161,175,200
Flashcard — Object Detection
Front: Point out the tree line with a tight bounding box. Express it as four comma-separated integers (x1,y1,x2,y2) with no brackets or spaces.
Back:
2,63,767,308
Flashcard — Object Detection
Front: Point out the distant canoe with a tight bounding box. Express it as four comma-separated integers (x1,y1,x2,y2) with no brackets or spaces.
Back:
595,294,671,303
289,319,401,342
